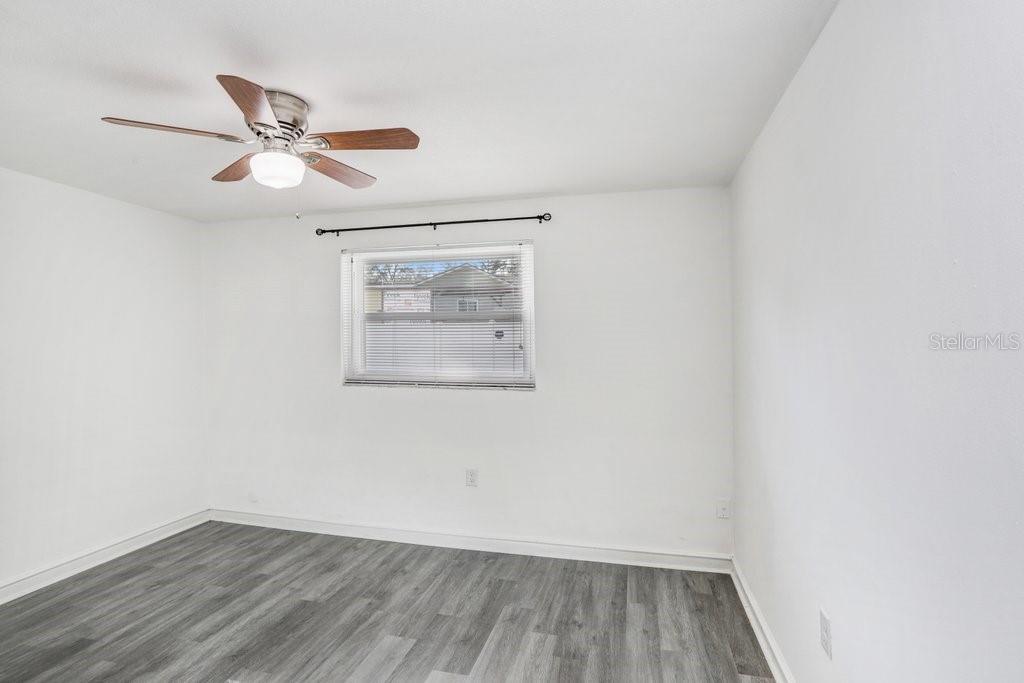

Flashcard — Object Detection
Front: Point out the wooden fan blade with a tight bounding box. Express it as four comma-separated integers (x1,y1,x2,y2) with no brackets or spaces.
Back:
102,117,249,143
216,75,279,131
212,154,256,182
301,152,376,188
307,128,419,150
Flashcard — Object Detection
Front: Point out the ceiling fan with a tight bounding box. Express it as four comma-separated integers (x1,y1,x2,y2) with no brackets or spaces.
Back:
102,74,419,190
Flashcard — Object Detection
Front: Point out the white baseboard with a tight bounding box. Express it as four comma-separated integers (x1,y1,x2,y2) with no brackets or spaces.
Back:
209,508,734,574
0,510,211,606
731,561,794,683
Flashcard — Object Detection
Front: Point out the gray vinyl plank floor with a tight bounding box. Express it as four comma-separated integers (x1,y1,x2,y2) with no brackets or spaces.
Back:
0,522,773,682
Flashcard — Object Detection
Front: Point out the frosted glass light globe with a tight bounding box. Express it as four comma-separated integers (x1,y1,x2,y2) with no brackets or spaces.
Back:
250,151,305,189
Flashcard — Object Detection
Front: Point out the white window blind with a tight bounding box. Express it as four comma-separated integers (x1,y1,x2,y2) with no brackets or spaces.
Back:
341,241,535,389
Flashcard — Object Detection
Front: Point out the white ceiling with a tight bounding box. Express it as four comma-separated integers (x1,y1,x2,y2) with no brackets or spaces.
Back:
0,0,837,221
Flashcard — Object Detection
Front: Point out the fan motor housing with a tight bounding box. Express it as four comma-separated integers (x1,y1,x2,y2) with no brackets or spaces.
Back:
254,90,310,141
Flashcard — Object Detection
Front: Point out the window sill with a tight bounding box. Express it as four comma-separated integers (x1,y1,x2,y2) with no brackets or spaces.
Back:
343,379,535,391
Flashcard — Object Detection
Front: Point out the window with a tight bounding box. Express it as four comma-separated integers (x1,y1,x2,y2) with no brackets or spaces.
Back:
341,241,535,389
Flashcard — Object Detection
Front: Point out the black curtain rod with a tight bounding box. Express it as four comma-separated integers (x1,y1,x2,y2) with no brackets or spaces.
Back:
315,212,551,236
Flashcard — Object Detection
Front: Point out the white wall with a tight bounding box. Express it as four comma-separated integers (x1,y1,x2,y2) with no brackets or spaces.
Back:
201,188,735,557
731,1,1024,680
0,167,204,586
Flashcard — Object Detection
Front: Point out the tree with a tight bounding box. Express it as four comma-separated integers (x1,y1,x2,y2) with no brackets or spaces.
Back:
478,257,520,283
365,262,418,285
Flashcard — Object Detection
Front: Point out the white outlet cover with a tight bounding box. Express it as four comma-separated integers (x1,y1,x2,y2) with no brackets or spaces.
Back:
716,498,731,519
465,469,479,487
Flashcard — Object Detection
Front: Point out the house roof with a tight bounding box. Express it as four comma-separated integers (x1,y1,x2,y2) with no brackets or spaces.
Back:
413,264,514,290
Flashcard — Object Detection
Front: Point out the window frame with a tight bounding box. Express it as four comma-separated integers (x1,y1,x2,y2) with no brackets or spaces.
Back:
457,298,479,313
341,240,536,390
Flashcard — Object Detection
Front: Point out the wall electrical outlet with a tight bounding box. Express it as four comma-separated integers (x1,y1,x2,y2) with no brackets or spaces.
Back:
716,499,731,519
465,469,479,487
820,609,832,660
